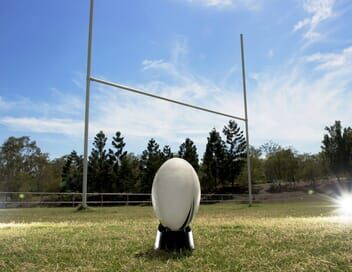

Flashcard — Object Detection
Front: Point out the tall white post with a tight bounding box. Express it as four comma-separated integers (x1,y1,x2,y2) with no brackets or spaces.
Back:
240,34,253,207
82,0,94,208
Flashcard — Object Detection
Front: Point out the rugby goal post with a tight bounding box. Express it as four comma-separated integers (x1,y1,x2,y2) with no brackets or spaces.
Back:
82,0,253,208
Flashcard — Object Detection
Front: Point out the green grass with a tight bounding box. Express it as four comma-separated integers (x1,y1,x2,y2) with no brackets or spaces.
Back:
0,200,352,271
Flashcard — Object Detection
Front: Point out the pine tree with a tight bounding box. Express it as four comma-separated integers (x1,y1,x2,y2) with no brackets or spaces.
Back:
139,138,163,192
178,138,199,172
223,120,247,189
108,131,127,192
61,154,72,191
119,153,140,192
88,131,110,193
202,129,226,192
61,150,82,192
162,145,173,161
345,127,352,176
322,121,352,178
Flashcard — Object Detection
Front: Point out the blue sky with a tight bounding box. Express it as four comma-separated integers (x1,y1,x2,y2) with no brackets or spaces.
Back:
1,0,352,159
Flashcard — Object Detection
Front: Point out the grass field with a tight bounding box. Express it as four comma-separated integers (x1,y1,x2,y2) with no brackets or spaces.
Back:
0,200,352,271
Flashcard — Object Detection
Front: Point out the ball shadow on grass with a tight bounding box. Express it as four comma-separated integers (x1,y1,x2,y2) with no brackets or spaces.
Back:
135,248,193,261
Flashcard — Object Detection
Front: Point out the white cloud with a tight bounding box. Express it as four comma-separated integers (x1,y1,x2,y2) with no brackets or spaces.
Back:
1,38,242,154
140,41,210,100
171,37,188,62
293,18,310,31
91,60,243,148
141,59,166,70
71,72,85,89
293,0,336,43
249,73,260,81
91,43,352,153
186,0,261,10
0,117,83,136
250,68,351,147
2,37,352,155
0,91,85,142
305,46,352,71
249,45,352,151
49,88,84,117
219,64,238,86
0,97,10,111
0,90,83,118
200,0,232,7
267,49,274,58
0,96,31,112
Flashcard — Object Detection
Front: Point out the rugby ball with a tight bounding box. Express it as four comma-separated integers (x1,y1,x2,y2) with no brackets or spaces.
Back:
152,158,201,231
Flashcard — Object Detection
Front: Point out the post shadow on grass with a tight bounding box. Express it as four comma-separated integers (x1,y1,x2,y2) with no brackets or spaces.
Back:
75,204,94,212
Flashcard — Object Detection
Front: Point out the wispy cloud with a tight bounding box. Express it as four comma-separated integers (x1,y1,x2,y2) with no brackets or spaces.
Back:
91,42,352,153
305,46,352,71
0,38,242,153
0,96,12,111
293,0,336,43
249,57,352,149
267,49,274,58
1,38,352,155
0,89,84,140
90,40,244,148
186,0,261,10
0,89,83,118
141,59,166,71
0,96,32,112
0,117,83,136
71,72,85,89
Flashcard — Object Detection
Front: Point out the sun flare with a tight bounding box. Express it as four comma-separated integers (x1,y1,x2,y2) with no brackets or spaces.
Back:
335,193,352,216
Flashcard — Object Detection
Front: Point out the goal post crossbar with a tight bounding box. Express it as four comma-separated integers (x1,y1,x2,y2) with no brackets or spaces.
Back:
90,76,246,122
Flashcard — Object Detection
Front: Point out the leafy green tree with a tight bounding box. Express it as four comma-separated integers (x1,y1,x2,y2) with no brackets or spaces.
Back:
44,157,65,192
297,153,327,189
261,141,282,184
178,138,199,172
139,138,163,192
88,131,110,193
261,141,282,157
263,145,299,191
223,120,246,189
0,136,52,192
282,148,299,186
237,146,265,187
202,128,226,192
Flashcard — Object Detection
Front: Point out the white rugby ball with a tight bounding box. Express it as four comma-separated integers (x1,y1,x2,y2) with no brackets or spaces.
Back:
152,158,201,231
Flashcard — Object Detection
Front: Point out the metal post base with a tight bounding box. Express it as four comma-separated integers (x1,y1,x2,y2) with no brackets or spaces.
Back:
154,224,194,251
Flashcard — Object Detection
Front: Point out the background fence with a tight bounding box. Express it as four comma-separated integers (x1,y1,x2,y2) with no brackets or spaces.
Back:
0,191,323,208
0,192,251,208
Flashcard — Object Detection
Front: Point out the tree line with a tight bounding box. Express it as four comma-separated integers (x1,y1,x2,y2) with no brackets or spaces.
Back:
61,120,246,193
0,120,351,193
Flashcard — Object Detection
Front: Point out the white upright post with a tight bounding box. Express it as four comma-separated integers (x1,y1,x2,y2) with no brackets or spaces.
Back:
240,34,253,207
82,0,94,208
